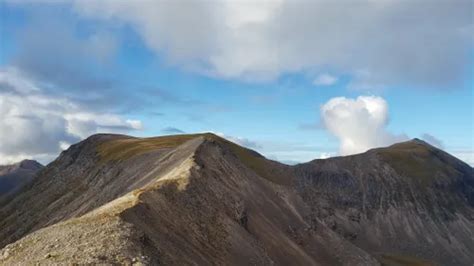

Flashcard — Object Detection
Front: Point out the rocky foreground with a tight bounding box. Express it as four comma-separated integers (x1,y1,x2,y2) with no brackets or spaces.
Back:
0,133,472,265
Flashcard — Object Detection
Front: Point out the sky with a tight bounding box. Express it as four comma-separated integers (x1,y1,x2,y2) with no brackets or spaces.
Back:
0,0,473,166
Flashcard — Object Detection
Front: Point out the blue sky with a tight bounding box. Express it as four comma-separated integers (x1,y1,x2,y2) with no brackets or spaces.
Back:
0,1,473,165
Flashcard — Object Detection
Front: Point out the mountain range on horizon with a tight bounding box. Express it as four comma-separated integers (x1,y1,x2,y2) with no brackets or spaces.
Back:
0,133,473,265
0,159,43,198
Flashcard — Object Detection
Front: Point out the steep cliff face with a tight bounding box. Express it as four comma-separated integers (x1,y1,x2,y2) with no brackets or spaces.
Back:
0,134,472,265
0,159,43,196
294,139,474,265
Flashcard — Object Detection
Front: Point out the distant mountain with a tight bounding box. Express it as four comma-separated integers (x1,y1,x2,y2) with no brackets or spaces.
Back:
294,139,474,265
0,159,43,196
0,134,472,265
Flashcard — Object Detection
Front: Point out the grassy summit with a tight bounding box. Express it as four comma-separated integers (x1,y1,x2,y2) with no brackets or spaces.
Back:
95,132,290,185
96,134,201,163
376,139,460,186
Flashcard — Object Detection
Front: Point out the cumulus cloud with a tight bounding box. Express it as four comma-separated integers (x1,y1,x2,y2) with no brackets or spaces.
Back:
74,0,472,88
0,67,142,164
313,74,338,86
421,133,445,149
321,96,407,155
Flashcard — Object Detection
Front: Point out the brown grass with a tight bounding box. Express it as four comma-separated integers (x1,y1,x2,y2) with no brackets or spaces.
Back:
96,132,290,185
377,142,457,186
96,134,201,163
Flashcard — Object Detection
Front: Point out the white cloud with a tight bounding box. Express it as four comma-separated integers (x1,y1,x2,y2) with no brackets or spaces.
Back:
321,96,407,155
210,132,261,149
318,152,333,159
451,150,474,166
64,113,142,139
313,73,338,86
0,67,142,164
0,67,39,93
421,133,444,149
73,0,472,87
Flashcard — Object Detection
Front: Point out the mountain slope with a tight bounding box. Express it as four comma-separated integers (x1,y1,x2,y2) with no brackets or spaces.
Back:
0,134,472,265
0,134,377,265
294,139,474,265
0,134,200,249
0,160,43,196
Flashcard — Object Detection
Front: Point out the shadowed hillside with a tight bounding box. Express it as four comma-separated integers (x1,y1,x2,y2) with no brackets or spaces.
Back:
294,139,474,265
0,160,43,197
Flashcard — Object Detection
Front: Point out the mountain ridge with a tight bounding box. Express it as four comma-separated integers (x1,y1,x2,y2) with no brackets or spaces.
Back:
0,133,472,265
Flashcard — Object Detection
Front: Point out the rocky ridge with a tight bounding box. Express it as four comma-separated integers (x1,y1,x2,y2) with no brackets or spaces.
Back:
0,133,472,265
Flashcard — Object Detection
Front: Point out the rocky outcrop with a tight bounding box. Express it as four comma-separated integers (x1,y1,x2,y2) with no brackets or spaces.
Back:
0,134,472,265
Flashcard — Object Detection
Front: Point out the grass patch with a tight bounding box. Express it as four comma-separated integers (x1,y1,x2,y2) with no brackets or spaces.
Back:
96,134,201,163
96,132,290,185
376,141,457,186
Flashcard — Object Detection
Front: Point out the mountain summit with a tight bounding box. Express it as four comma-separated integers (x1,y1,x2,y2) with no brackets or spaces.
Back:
0,133,472,265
